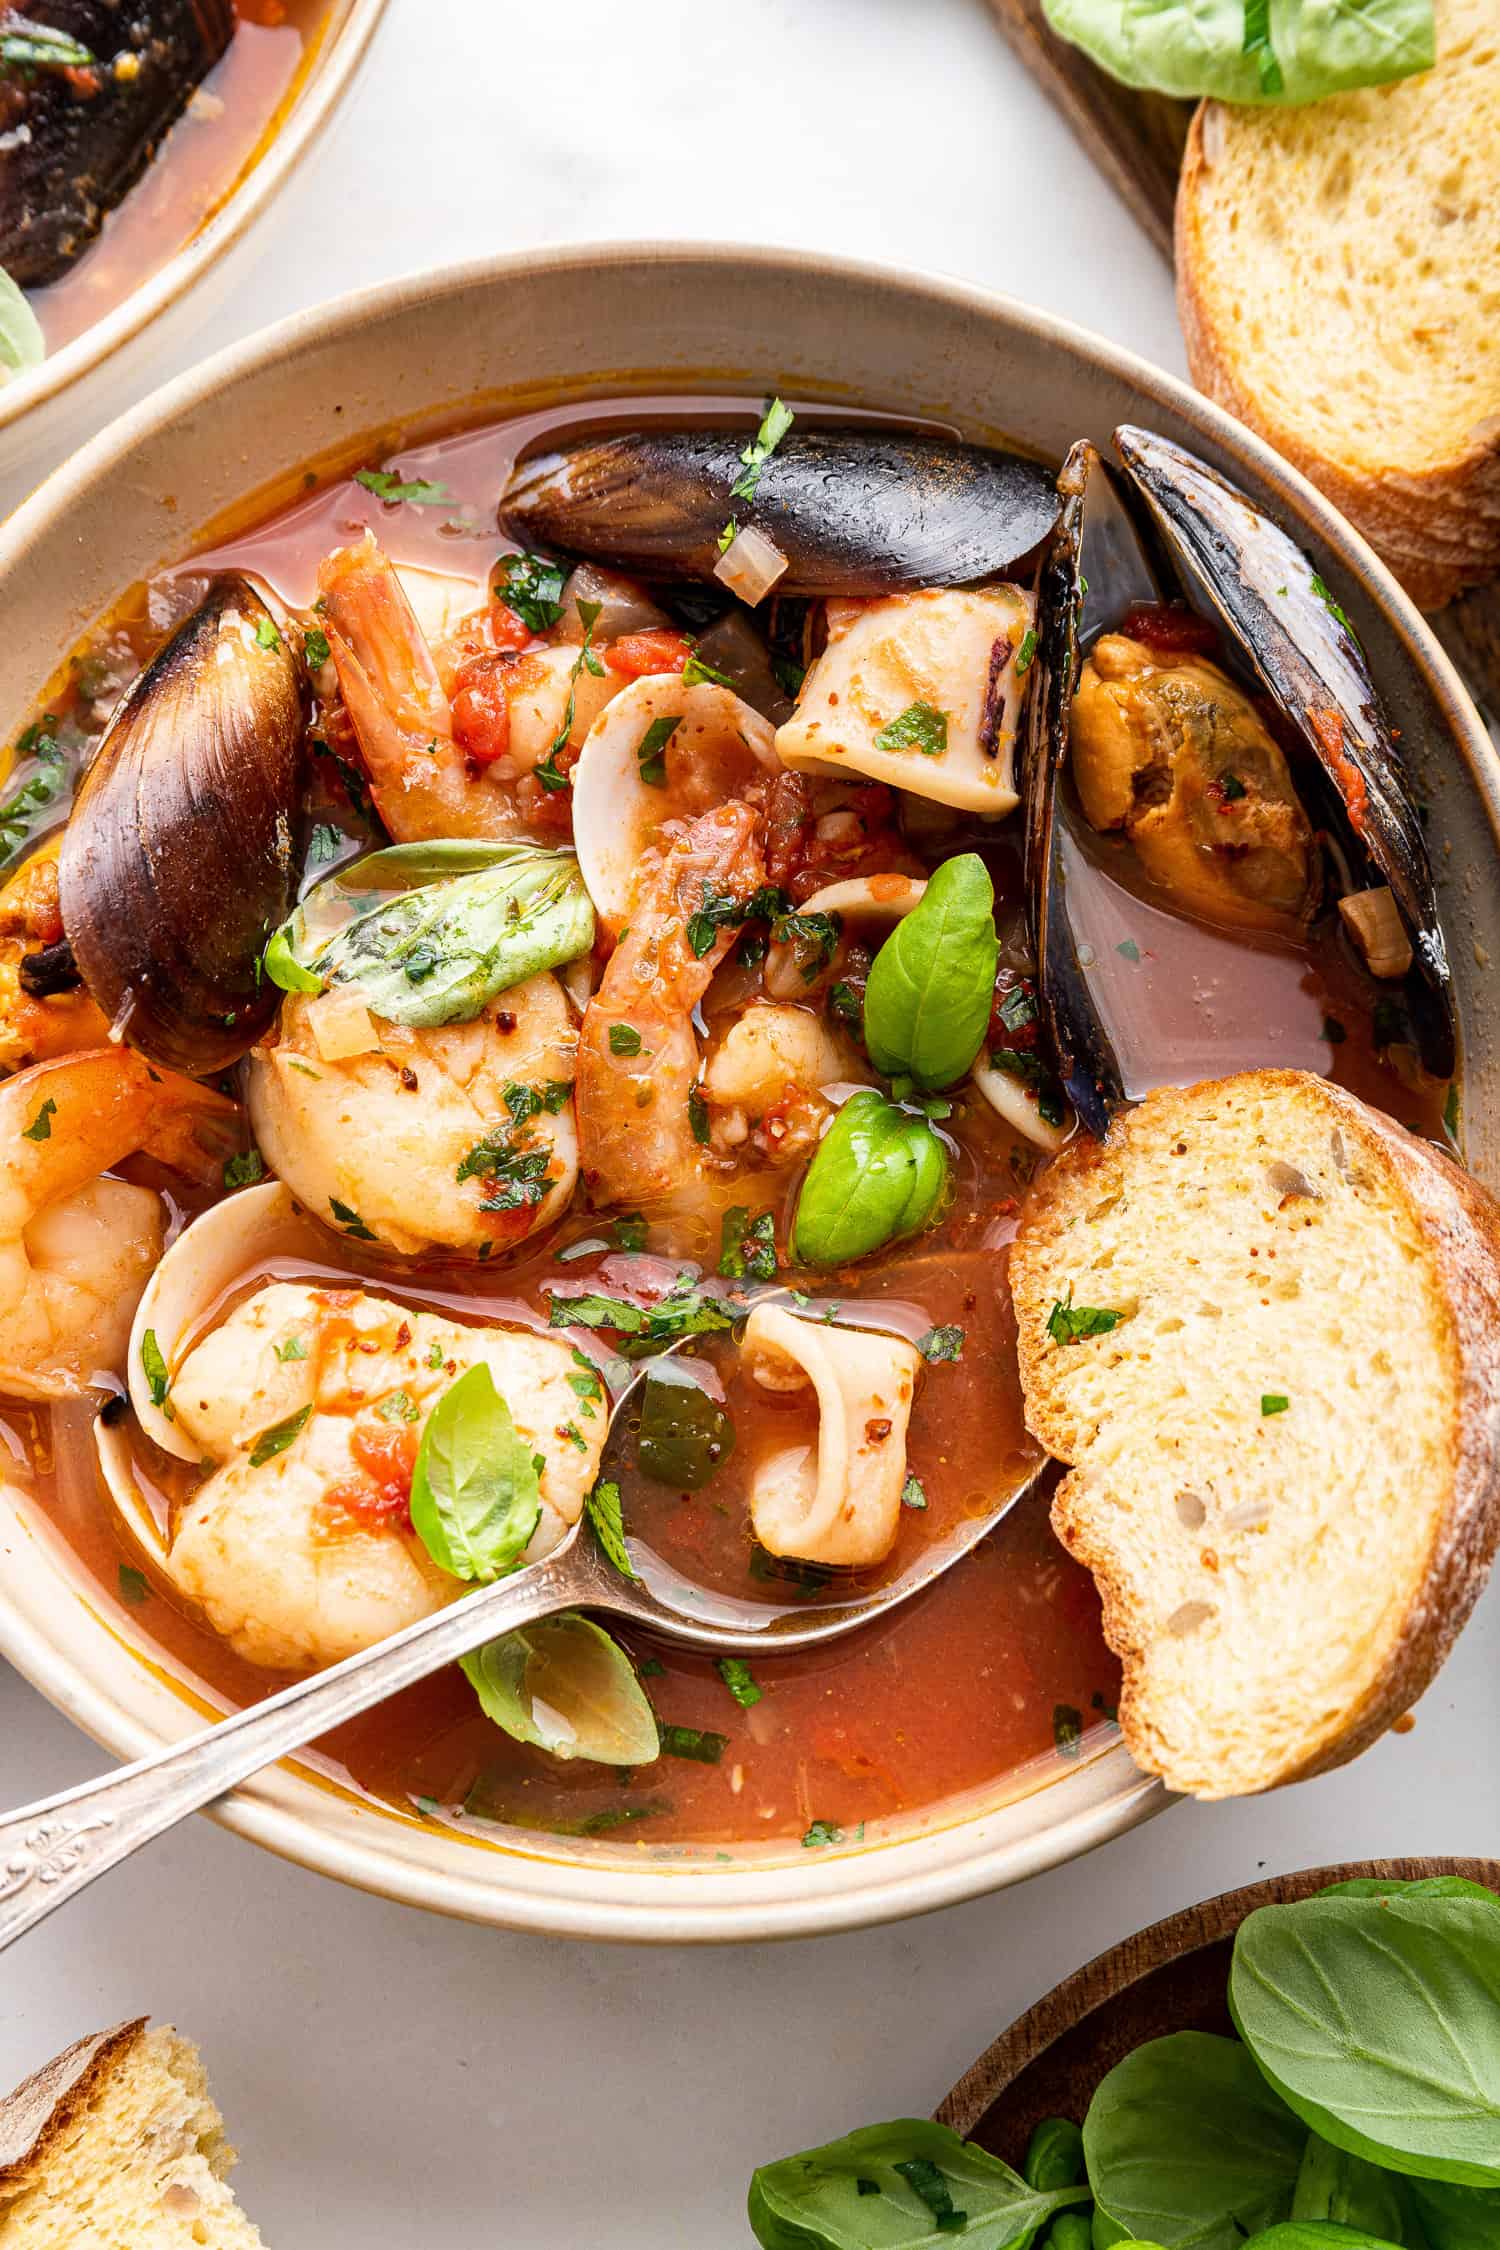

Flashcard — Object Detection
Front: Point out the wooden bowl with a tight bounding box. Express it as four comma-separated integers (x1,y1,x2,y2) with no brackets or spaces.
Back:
937,1856,1500,2163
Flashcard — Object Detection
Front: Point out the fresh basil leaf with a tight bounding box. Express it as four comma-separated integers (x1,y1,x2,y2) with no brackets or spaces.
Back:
1039,0,1433,105
1083,2032,1307,2250
718,1656,761,1708
1244,2230,1409,2250
267,843,594,1025
248,1405,311,1468
585,1477,636,1579
638,1359,736,1491
863,852,998,1091
461,1612,659,1764
1024,2119,1086,2192
493,550,566,633
749,2118,1091,2250
408,1365,542,1582
354,468,451,506
1315,1878,1500,1907
1406,2181,1500,2250
793,1090,948,1268
0,266,43,381
1231,1899,1500,2188
1291,2137,1410,2243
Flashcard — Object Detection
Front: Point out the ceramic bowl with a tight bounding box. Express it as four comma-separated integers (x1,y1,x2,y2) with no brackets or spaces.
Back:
0,246,1494,1942
0,0,387,473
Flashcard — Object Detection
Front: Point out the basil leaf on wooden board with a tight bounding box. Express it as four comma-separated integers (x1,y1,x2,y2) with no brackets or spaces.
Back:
408,1365,542,1582
265,842,593,1022
862,852,998,1091
793,1090,949,1267
1230,1899,1500,2188
1292,2137,1410,2242
1316,1878,1500,1909
461,1613,659,1765
0,267,43,380
1083,2031,1307,2250
748,2118,1091,2250
1039,0,1433,107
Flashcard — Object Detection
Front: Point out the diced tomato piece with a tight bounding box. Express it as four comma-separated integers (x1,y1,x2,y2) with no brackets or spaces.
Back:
1118,602,1221,658
605,630,693,679
489,602,534,654
451,651,513,764
327,1420,421,1529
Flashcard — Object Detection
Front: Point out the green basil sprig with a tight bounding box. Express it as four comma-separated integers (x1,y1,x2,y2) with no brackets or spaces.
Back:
1291,2138,1408,2242
1230,1898,1500,2188
748,2118,1091,2250
461,1613,659,1765
793,1090,948,1267
265,840,594,1025
862,852,998,1091
408,1365,542,1581
1039,0,1434,107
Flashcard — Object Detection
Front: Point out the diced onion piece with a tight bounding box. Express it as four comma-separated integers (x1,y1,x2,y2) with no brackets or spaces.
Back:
557,565,669,644
713,524,789,608
971,1053,1071,1153
307,985,381,1060
1338,885,1412,979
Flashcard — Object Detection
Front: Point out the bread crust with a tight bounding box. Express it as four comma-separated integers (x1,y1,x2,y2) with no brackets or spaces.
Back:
0,2020,146,2190
1176,103,1500,613
1014,1071,1500,1796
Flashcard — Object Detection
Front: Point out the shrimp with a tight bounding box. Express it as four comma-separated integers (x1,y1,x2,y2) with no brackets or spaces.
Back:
163,1281,607,1669
0,849,110,1073
0,1049,237,1401
575,801,767,1215
317,536,623,844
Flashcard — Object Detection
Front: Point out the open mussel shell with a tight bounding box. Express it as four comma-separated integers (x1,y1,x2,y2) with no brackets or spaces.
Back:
501,428,1060,596
60,572,309,1075
1020,440,1126,1141
0,0,236,287
1114,425,1457,1080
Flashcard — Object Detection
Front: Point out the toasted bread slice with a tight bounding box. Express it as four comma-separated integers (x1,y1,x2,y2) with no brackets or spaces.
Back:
0,2020,264,2247
1010,1070,1500,1798
1176,0,1500,610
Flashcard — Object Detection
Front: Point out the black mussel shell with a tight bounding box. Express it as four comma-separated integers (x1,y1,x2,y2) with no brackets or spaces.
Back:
60,572,309,1074
0,0,235,287
1114,425,1456,1080
1021,440,1125,1140
501,427,1060,596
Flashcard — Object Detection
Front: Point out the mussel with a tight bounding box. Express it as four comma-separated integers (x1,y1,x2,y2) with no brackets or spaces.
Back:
1022,431,1458,1134
501,427,1060,597
60,571,310,1075
0,1,236,286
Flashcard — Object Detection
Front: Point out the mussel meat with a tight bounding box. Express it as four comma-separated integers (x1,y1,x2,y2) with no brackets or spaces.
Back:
1022,430,1459,1134
501,427,1060,597
0,1,236,287
60,571,309,1074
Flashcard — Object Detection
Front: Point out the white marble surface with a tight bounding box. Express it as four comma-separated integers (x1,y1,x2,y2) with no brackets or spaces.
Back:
1,2,1495,2244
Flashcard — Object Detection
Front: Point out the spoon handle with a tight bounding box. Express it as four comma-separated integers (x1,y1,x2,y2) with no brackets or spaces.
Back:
0,1539,597,1954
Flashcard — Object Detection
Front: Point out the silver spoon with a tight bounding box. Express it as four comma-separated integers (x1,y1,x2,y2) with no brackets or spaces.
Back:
0,1358,1042,1951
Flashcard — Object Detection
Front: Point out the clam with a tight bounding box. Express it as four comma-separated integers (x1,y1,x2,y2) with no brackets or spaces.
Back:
501,427,1060,596
570,678,779,929
1022,432,1459,1135
0,0,236,286
60,573,310,1075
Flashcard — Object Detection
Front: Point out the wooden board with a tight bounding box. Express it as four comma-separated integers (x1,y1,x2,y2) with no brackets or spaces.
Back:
937,1855,1500,2158
984,0,1500,741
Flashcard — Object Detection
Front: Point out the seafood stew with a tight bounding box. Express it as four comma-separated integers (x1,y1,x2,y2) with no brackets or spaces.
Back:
0,0,334,376
0,393,1461,1861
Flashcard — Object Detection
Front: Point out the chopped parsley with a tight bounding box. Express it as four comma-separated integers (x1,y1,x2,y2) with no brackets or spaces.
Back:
997,984,1037,1033
873,702,948,758
717,1656,762,1709
223,1149,266,1189
681,650,733,690
684,879,787,960
248,1404,312,1467
1115,937,1141,963
304,626,331,671
117,1564,149,1606
546,1274,740,1353
308,821,342,865
827,981,864,1029
1046,1292,1120,1346
608,1022,643,1057
635,713,681,787
687,1082,710,1146
729,396,794,504
1309,571,1354,634
1219,773,1247,802
354,467,451,507
329,1196,377,1241
894,2157,967,2234
0,721,69,872
374,1389,419,1423
718,1206,777,1282
1053,1704,1084,1758
501,1079,572,1127
275,1335,309,1363
140,1329,173,1417
560,1421,588,1452
21,1097,55,1142
612,1213,648,1252
586,1478,635,1577
534,598,603,793
901,1472,928,1510
1261,1393,1290,1416
770,908,841,983
916,1325,965,1363
492,550,566,634
1014,627,1038,677
657,1723,728,1765
802,1820,843,1849
771,653,806,701
427,1341,446,1369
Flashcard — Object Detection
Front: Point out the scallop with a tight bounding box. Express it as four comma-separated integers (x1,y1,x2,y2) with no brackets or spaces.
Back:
571,678,779,928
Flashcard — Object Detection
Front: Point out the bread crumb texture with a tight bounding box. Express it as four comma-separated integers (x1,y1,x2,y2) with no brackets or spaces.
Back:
0,2023,264,2248
1177,0,1500,604
1011,1071,1500,1799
